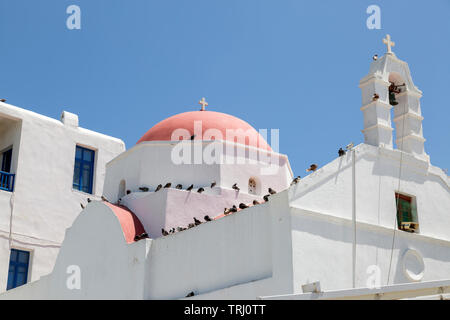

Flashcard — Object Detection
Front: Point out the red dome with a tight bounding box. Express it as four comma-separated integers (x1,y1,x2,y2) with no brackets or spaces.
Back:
137,111,272,151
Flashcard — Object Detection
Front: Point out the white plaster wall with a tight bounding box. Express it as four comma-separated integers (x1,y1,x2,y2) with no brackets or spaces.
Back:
289,144,450,241
0,192,294,300
288,143,450,293
0,102,125,293
143,190,294,299
103,142,221,203
290,207,450,293
0,202,148,299
121,187,265,239
103,141,292,204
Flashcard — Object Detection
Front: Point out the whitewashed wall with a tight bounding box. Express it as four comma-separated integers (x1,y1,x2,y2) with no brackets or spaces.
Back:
103,141,292,204
0,191,294,299
289,144,450,241
143,191,293,299
290,207,450,293
0,202,148,299
289,143,450,292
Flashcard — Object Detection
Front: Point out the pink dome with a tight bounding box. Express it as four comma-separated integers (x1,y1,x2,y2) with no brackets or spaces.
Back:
105,203,146,244
137,111,272,151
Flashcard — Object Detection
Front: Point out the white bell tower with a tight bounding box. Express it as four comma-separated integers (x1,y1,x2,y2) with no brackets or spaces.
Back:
359,35,429,162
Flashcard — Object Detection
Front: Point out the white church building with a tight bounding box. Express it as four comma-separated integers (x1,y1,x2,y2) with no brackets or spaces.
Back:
1,35,449,300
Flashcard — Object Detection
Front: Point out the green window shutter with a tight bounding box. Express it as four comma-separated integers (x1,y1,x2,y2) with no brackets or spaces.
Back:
402,199,411,222
410,200,418,222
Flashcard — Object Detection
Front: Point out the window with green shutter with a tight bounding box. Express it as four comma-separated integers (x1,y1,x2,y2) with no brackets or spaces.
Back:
395,193,419,233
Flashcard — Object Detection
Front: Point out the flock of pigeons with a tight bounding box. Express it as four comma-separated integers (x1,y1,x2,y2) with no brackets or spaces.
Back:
79,145,355,240
159,183,282,237
156,175,310,238
137,181,216,194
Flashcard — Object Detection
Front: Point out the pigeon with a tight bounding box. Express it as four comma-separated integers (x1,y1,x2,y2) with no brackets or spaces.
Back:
187,223,195,229
197,187,205,193
101,196,109,202
373,54,378,61
134,233,148,241
194,217,202,226
87,198,92,203
253,200,260,205
210,181,216,188
346,142,354,151
239,203,249,209
139,187,149,192
176,227,184,232
0,99,6,102
161,229,169,236
80,203,85,209
338,148,346,157
169,228,175,234
126,190,131,195
229,205,238,213
186,184,194,191
263,195,270,202
175,184,183,189
291,176,301,185
204,215,212,222
232,183,240,191
224,208,231,215
268,188,277,195
164,183,172,188
155,184,163,192
372,93,380,101
186,291,195,297
306,164,318,172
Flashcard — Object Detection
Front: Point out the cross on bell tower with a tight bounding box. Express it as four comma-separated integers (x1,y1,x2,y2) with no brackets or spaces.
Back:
383,34,395,55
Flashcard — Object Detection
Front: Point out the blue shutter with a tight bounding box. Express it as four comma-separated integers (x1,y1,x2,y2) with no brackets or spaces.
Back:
73,146,95,194
6,249,30,290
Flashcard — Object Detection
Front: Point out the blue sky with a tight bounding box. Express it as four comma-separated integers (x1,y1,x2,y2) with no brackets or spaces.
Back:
0,0,449,175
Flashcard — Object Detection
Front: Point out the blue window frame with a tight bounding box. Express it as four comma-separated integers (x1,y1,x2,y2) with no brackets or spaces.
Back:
7,249,30,290
73,146,95,194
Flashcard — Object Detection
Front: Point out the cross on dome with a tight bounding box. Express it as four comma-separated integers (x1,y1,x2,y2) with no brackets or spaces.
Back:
383,34,395,55
199,97,208,111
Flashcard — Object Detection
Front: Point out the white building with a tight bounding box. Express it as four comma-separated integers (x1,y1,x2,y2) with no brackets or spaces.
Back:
0,103,125,293
1,35,449,300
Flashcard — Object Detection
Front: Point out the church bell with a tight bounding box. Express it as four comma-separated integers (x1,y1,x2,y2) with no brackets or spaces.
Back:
389,90,399,106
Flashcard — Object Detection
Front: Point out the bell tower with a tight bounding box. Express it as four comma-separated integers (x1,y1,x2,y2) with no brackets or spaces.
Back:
359,35,429,162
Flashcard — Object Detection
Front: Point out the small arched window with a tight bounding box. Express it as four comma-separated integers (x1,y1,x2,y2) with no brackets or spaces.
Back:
118,179,126,199
248,178,257,195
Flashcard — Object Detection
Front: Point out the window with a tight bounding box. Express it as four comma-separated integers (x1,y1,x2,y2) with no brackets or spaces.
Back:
7,249,30,290
248,178,257,195
1,148,12,173
118,179,126,199
73,146,95,194
0,148,14,192
395,193,419,233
